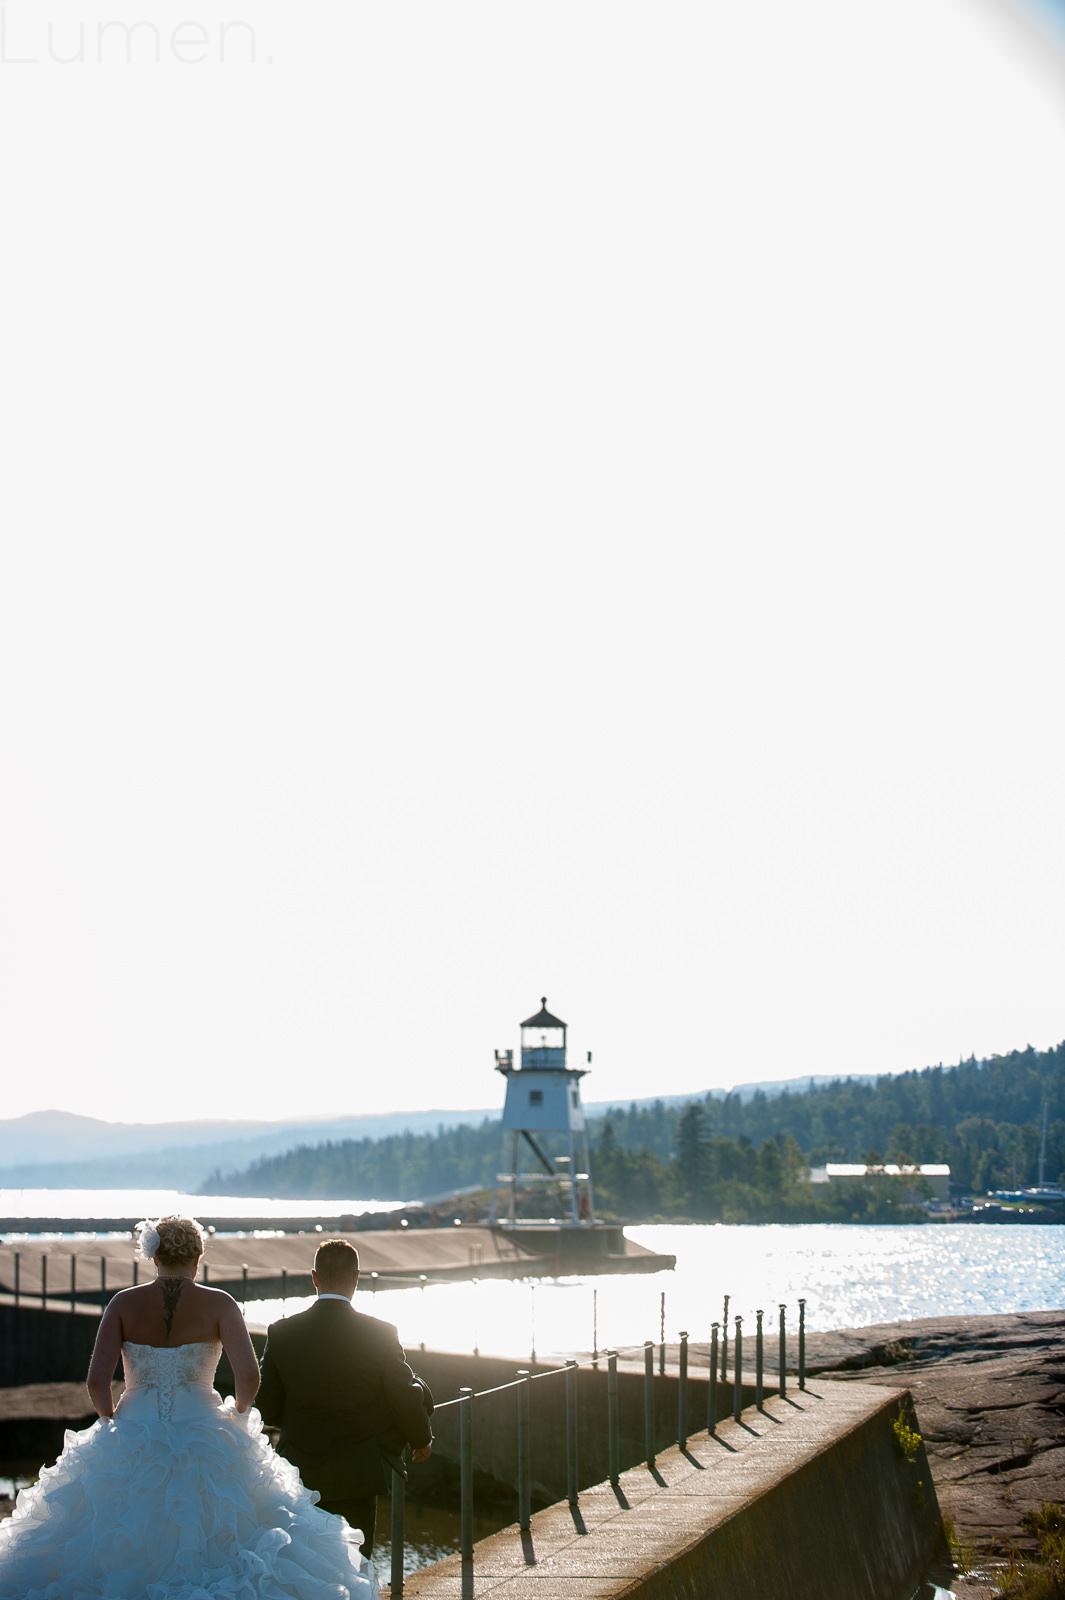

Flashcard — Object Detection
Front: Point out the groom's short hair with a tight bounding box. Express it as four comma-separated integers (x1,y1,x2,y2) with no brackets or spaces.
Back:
314,1239,360,1281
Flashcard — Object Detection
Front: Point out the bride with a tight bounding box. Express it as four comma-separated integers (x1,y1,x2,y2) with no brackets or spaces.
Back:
0,1215,381,1599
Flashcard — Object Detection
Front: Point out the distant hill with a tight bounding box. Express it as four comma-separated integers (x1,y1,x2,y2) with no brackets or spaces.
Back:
0,1062,992,1194
0,1107,498,1191
723,1072,884,1103
0,1107,500,1166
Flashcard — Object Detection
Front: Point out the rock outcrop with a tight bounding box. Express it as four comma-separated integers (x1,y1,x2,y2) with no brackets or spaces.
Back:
802,1310,1065,1554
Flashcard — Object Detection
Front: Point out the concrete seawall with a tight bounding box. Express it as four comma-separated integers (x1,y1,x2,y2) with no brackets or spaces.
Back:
0,1300,269,1391
0,1301,102,1388
399,1380,945,1600
407,1350,755,1507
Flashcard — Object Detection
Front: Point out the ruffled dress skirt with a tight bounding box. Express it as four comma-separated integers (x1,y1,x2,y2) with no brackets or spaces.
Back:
0,1379,380,1600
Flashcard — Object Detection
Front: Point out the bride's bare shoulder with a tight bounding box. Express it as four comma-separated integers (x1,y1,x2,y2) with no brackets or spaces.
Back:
197,1283,240,1304
107,1282,157,1304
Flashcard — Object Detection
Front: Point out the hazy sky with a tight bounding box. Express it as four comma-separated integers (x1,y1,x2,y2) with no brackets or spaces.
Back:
2,0,1063,1126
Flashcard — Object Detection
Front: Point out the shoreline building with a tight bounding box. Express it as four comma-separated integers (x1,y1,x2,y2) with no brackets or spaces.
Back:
491,998,596,1226
808,1163,951,1203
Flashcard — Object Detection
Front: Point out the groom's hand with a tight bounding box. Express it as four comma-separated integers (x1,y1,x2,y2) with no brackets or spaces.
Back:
410,1446,432,1463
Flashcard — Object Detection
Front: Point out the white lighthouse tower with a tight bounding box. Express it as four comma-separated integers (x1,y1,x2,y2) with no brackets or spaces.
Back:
492,998,596,1226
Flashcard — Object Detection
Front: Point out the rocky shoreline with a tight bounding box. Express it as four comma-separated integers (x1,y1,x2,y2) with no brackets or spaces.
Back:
3,1311,1063,1557
802,1309,1065,1556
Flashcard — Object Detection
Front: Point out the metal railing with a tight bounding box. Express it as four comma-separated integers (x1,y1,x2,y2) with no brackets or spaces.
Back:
383,1295,809,1596
2,1253,354,1314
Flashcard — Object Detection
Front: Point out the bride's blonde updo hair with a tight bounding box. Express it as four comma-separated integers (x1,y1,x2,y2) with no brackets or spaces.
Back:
135,1215,206,1268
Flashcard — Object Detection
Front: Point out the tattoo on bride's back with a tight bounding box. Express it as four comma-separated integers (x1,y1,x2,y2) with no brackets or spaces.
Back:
159,1279,185,1337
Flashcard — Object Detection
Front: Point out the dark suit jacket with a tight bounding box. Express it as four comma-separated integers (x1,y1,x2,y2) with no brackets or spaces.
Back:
257,1298,433,1499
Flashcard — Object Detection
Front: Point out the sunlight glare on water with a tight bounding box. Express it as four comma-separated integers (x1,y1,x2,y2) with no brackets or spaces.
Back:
0,1190,399,1235
245,1224,1065,1359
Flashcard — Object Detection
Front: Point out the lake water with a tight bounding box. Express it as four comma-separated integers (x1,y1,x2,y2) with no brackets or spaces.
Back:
243,1221,1065,1359
4,1191,1063,1356
0,1188,400,1225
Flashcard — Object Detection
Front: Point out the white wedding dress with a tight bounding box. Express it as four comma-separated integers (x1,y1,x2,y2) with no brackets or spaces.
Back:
0,1339,382,1600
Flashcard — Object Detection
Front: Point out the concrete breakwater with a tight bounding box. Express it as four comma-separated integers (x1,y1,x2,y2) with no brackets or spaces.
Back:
399,1378,945,1600
0,1225,674,1309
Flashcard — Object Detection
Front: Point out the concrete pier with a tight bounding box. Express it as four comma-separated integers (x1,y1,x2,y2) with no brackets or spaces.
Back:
397,1380,945,1600
0,1225,673,1304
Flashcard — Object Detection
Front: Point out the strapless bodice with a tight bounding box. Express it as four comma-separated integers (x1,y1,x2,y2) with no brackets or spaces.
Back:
120,1339,222,1421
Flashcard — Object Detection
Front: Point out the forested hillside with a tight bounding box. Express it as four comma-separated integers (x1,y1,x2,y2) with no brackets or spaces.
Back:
200,1041,1065,1222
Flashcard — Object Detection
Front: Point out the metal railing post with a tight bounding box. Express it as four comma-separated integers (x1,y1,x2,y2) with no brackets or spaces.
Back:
566,1360,579,1507
708,1322,719,1435
100,1256,106,1311
799,1299,806,1390
70,1255,76,1314
14,1252,19,1307
132,1260,138,1287
678,1331,688,1450
42,1254,47,1309
459,1387,474,1569
778,1304,787,1398
517,1370,531,1530
643,1341,655,1468
241,1264,248,1305
202,1262,209,1285
732,1316,743,1424
659,1292,666,1376
755,1309,764,1411
592,1287,599,1370
721,1294,730,1381
390,1468,405,1597
281,1268,287,1309
607,1352,619,1487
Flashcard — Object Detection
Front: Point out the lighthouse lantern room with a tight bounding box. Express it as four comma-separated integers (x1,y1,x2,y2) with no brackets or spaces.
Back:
492,998,596,1226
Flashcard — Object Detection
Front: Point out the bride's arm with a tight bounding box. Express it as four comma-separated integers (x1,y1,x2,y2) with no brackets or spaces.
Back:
218,1294,261,1413
87,1301,123,1418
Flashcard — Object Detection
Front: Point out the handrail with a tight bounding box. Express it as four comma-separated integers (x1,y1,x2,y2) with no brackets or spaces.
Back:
386,1295,801,1595
428,1334,685,1408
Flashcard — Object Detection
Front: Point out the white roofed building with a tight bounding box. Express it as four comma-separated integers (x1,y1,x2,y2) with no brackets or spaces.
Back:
807,1163,951,1202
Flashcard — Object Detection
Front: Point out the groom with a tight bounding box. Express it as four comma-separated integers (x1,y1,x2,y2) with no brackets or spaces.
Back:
257,1238,433,1556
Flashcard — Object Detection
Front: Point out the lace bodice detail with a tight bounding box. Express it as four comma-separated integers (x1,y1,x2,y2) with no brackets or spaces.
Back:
122,1340,221,1420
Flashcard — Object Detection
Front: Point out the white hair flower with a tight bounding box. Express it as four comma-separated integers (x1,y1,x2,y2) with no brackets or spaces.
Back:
135,1220,162,1261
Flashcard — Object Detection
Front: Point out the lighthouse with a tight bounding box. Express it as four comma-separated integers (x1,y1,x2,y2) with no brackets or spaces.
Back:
492,998,596,1226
